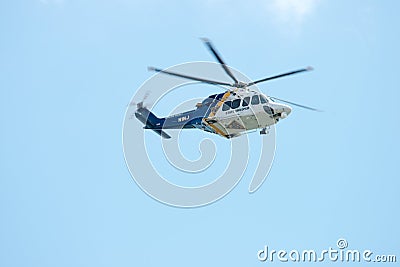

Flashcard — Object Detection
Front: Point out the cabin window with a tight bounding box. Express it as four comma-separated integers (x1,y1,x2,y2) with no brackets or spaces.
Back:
260,95,268,104
222,101,231,111
231,99,241,109
251,95,260,105
242,97,250,107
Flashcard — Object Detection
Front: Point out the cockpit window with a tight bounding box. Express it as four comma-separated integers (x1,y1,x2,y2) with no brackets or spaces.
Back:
242,97,250,107
231,99,241,109
251,95,260,105
222,101,231,111
260,95,268,104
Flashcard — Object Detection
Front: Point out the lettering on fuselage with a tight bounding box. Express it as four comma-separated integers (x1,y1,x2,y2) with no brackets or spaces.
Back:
225,106,249,115
178,115,190,122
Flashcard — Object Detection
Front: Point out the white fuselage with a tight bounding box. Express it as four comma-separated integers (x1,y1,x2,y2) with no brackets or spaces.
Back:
204,88,292,137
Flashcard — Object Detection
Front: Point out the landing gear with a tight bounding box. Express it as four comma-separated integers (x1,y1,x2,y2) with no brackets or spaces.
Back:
260,127,269,135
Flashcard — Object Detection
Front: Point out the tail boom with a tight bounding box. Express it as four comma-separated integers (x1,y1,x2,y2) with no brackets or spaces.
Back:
135,107,171,139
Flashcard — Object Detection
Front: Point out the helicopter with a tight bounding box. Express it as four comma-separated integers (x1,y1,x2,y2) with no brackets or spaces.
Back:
134,38,319,139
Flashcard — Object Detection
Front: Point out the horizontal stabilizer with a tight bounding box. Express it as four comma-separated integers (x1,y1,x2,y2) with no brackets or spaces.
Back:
151,129,171,139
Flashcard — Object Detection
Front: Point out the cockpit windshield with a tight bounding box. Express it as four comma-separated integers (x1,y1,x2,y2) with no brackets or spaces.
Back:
260,94,268,104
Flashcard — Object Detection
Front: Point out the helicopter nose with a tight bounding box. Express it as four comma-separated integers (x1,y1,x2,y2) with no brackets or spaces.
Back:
285,105,292,115
280,105,292,119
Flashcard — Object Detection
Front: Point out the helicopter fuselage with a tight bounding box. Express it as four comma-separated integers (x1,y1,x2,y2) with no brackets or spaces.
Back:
135,88,291,139
134,38,315,139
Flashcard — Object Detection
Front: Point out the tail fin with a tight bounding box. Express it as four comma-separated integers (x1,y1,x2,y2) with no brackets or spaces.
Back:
135,106,171,139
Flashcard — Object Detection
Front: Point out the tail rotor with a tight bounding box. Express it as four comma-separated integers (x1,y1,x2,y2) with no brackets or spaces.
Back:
128,90,151,119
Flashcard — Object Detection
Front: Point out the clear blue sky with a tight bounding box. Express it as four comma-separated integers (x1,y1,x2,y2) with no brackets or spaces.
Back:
1,0,399,266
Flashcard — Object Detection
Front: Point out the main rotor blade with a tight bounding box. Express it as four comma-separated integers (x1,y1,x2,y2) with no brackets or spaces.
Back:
271,96,322,112
148,66,232,86
247,67,313,86
201,38,239,84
